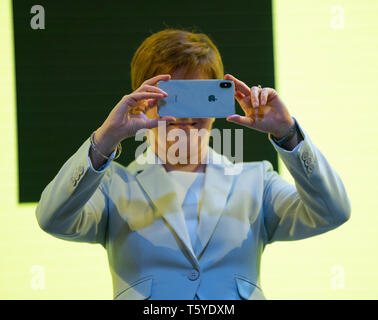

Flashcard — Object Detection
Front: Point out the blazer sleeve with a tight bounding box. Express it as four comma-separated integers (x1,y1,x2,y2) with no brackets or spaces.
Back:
35,138,112,246
262,119,351,244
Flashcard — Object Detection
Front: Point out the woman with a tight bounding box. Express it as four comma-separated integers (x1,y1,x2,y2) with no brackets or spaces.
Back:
36,29,351,300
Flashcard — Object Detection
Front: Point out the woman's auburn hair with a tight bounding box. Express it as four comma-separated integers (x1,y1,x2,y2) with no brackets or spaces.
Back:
131,28,224,91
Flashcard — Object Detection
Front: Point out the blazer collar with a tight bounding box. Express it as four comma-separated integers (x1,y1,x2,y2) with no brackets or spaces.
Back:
130,145,235,265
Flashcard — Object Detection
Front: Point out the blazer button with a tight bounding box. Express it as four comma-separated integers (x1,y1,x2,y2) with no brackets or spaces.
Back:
78,165,84,175
71,176,77,186
187,269,199,281
301,151,309,161
74,171,80,181
305,158,313,166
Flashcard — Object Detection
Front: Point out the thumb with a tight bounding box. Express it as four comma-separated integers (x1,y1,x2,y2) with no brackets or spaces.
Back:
226,114,255,128
226,114,242,122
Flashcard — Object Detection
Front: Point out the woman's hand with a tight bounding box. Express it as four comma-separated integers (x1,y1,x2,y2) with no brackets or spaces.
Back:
224,74,294,139
89,74,175,169
93,74,176,156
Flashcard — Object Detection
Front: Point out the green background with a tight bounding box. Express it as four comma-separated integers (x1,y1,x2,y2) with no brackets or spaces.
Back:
12,0,276,203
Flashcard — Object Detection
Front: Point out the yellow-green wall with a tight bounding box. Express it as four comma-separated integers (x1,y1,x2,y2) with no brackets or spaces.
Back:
0,0,112,299
261,0,378,299
0,0,377,299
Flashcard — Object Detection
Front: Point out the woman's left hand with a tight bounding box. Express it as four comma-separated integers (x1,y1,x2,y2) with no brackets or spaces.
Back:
224,74,294,139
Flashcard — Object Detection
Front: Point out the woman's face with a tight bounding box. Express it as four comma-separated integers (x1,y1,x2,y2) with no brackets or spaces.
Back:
145,67,215,165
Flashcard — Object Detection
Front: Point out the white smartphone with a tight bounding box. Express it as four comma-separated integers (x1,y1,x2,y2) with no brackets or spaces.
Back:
157,79,235,118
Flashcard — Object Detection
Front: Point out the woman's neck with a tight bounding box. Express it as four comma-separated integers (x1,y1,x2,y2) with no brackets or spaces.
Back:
163,161,206,173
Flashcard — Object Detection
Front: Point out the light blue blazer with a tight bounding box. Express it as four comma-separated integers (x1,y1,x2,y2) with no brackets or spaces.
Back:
35,120,351,299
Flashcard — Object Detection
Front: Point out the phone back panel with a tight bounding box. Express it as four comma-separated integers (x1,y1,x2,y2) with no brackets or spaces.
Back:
157,80,235,118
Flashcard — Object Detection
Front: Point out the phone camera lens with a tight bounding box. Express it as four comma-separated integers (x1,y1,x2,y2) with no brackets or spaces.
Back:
220,82,231,88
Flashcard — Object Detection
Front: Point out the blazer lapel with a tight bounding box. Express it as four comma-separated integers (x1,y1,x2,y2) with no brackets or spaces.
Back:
131,146,235,264
133,148,198,267
193,148,235,259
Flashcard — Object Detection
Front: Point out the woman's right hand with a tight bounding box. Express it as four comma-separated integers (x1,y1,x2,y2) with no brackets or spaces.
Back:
92,74,176,158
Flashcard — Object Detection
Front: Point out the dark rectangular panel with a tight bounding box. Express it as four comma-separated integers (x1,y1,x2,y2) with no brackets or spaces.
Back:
13,0,276,202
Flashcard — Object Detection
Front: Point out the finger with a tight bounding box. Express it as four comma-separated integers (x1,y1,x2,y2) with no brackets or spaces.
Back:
235,89,245,100
145,91,170,110
146,98,158,109
127,92,166,106
263,87,278,105
134,95,169,115
234,94,250,115
131,99,151,114
142,74,171,87
224,74,251,96
251,86,261,108
260,88,269,106
131,99,157,116
138,84,168,96
144,98,164,113
128,106,145,115
226,114,255,127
